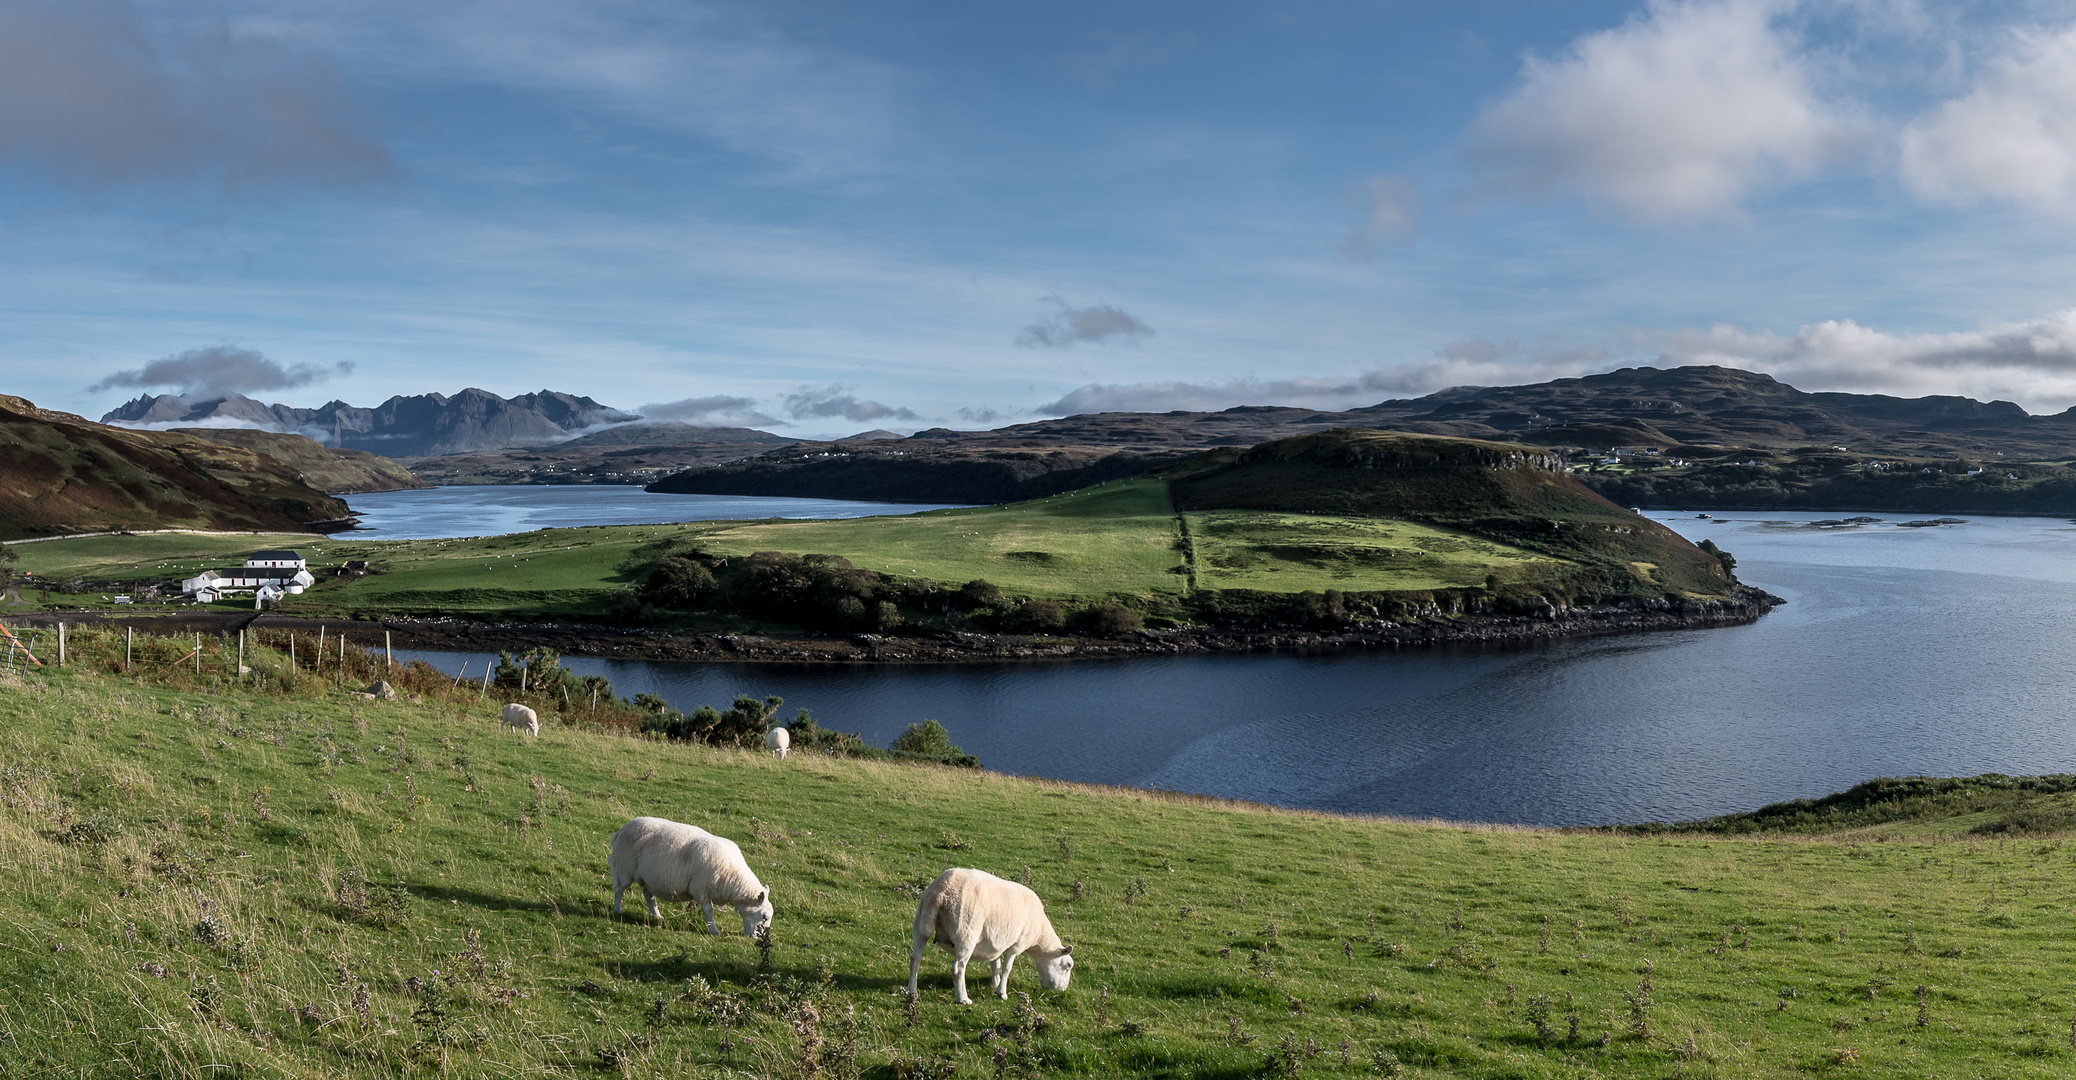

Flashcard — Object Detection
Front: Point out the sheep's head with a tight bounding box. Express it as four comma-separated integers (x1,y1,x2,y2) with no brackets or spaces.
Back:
738,890,773,936
1035,944,1074,991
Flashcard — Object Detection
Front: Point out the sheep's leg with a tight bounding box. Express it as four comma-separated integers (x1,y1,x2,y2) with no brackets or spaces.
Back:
907,934,927,997
700,898,720,934
643,886,662,921
612,877,627,918
995,952,1018,999
951,949,975,1006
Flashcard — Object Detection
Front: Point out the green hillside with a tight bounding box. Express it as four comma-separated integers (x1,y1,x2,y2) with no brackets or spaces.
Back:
4,627,2076,1077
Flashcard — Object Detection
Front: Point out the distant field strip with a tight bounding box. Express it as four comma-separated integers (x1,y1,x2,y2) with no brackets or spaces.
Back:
690,479,1189,598
1184,511,1569,592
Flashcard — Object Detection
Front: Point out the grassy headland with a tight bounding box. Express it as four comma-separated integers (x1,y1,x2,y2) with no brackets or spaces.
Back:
5,625,2076,1077
8,431,1744,639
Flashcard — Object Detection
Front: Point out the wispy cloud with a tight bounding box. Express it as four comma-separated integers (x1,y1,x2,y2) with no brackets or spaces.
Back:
1342,174,1418,258
0,0,386,191
88,345,353,397
1015,295,1154,349
1463,0,1865,221
782,385,919,422
637,394,782,427
288,0,910,179
1060,29,1196,90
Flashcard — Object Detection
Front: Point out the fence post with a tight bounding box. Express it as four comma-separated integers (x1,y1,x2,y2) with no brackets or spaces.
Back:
57,623,64,666
290,633,296,668
194,633,201,673
237,630,245,677
385,631,393,669
125,626,133,669
317,626,325,669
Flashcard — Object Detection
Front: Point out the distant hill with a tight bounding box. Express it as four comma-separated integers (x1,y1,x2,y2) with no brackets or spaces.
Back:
0,396,352,541
103,388,638,457
168,428,431,494
404,424,798,486
646,441,1187,503
647,366,2076,510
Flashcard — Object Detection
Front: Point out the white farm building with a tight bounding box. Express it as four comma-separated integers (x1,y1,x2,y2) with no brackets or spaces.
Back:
183,550,316,604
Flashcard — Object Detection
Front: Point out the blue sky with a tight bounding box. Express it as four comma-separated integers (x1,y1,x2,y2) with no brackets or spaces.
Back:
12,0,2076,436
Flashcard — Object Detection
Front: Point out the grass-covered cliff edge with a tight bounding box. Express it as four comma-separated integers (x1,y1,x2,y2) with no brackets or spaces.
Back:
5,627,2076,1077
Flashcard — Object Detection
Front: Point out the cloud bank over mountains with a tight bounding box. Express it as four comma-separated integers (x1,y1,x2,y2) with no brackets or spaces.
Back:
87,345,354,398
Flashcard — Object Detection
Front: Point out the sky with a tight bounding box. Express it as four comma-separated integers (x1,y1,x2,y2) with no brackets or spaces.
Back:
13,0,2076,437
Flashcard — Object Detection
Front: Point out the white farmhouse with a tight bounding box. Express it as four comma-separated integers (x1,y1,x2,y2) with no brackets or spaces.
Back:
182,550,318,603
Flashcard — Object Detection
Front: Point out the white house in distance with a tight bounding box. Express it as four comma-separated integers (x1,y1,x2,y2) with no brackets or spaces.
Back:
183,550,316,604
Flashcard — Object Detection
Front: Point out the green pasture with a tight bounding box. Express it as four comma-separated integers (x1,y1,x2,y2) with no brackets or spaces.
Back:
1185,512,1566,593
6,629,2076,1077
689,479,1186,599
7,533,320,583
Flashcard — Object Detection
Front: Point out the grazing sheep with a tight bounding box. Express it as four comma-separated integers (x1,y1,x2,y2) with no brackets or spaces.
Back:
908,867,1073,1005
609,816,773,936
767,726,790,759
501,703,539,737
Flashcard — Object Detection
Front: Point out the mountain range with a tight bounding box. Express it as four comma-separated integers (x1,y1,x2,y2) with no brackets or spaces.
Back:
102,388,634,458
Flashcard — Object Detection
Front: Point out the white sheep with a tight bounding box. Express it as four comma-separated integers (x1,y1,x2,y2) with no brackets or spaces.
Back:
609,816,773,936
766,726,791,759
501,703,539,737
908,867,1073,1005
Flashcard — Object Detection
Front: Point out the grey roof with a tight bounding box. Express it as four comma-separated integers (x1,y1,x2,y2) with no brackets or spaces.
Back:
249,549,304,561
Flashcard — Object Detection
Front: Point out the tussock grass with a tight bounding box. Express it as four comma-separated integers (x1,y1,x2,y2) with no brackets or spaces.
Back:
6,626,2076,1076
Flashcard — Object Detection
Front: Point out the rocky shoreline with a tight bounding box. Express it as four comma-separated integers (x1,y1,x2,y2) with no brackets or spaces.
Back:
13,586,1780,665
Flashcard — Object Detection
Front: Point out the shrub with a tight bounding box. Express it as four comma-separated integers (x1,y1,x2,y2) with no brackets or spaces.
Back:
888,720,978,767
1017,600,1067,631
1080,603,1142,636
640,557,716,609
956,579,1002,609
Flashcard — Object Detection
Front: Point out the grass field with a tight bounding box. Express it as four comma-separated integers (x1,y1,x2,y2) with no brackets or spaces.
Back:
5,477,1592,622
6,625,2076,1077
1184,513,1563,594
690,480,1187,599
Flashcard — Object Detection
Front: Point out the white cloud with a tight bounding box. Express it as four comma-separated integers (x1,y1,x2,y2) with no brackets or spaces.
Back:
636,394,782,428
782,385,919,422
1648,311,2076,407
1015,296,1154,349
88,345,353,396
1464,0,1863,221
1900,24,2076,212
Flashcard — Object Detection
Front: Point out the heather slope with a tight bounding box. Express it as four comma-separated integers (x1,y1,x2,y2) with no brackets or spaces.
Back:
0,396,352,541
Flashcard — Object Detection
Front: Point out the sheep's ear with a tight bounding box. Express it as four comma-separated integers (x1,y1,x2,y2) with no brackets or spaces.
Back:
1062,944,1073,955
757,890,769,904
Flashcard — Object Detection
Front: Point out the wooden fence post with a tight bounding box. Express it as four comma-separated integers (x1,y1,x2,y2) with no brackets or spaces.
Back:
56,623,64,667
237,630,245,677
385,631,393,669
194,633,201,673
125,626,133,669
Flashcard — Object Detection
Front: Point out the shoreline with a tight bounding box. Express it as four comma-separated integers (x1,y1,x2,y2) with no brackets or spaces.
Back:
4,585,1781,665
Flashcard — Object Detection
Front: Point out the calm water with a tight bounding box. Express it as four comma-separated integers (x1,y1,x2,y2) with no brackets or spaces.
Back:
341,485,965,539
396,509,2076,826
